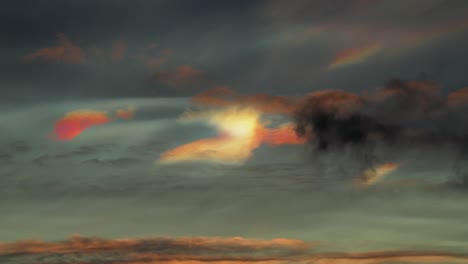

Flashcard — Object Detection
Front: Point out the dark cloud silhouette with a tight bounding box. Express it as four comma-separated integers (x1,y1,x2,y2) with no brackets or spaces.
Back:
294,78,468,185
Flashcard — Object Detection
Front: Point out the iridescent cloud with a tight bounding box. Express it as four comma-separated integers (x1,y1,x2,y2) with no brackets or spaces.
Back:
158,106,304,165
328,42,381,70
50,107,136,141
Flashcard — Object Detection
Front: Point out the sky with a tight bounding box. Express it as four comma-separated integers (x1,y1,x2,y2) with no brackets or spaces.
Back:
2,0,468,102
2,1,468,264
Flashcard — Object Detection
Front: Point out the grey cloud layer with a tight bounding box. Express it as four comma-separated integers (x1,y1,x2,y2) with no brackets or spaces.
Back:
1,98,468,253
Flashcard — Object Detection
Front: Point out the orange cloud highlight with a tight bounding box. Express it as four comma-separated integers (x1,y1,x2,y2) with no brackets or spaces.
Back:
328,42,381,70
263,123,305,145
447,87,468,107
22,33,85,64
51,110,111,141
50,107,136,141
355,162,400,187
115,106,136,120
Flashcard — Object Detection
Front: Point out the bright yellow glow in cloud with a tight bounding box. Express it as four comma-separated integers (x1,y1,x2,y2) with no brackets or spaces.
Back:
158,107,265,165
158,106,305,165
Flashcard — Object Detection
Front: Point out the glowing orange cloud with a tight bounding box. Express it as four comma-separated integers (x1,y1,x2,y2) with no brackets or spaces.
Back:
158,107,305,164
328,42,381,70
50,107,136,141
51,110,111,141
159,107,266,164
355,162,400,188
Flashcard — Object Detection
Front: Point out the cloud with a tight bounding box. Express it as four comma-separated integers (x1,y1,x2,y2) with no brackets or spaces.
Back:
50,110,112,141
192,86,297,114
158,106,305,165
354,162,400,188
152,65,205,88
138,44,173,68
22,33,85,64
328,42,381,70
110,41,127,61
32,145,112,166
8,140,31,153
115,106,137,120
1,235,467,264
262,122,305,145
292,78,468,186
0,153,14,165
293,79,449,150
263,0,468,66
158,106,265,165
88,46,106,61
80,157,144,167
447,87,468,107
49,107,136,141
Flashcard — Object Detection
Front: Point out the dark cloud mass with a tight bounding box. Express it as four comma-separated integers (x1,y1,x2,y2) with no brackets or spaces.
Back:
294,78,468,170
295,79,466,143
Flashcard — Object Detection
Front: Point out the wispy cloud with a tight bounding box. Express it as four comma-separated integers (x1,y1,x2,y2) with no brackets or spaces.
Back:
110,41,127,61
152,65,205,88
328,42,381,70
22,33,85,64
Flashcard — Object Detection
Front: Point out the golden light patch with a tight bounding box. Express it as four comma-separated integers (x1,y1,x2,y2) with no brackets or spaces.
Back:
158,107,306,165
